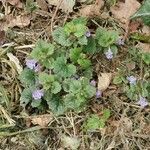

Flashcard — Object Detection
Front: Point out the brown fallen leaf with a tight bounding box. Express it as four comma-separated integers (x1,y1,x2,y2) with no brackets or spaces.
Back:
111,0,141,24
47,0,60,6
47,0,75,12
98,73,112,91
1,15,31,30
61,135,80,150
142,25,150,36
6,0,23,8
80,0,104,17
10,15,31,28
129,21,141,33
136,42,150,53
7,53,23,74
30,114,53,127
36,0,48,11
126,62,136,71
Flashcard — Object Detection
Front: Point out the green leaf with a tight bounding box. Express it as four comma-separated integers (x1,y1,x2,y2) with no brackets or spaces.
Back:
130,32,150,43
96,28,119,47
110,45,118,56
52,27,72,46
64,22,76,35
142,53,150,65
141,81,149,97
84,114,105,131
131,0,150,26
98,119,106,128
64,17,87,37
63,79,71,92
51,82,61,94
72,17,87,26
82,68,93,79
113,76,123,84
83,37,96,54
64,94,77,109
69,80,82,94
64,94,86,111
83,85,96,98
67,64,77,77
70,48,82,63
84,109,110,131
53,56,66,74
74,24,87,37
20,87,33,107
30,40,54,68
125,85,137,100
53,56,76,77
102,109,111,121
39,73,54,90
31,40,54,59
45,92,65,115
26,0,38,12
78,36,88,45
31,99,41,108
63,78,95,111
19,68,35,86
77,58,91,69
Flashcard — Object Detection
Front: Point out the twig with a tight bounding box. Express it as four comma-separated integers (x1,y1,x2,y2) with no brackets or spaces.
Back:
125,133,150,139
14,44,35,50
50,0,63,33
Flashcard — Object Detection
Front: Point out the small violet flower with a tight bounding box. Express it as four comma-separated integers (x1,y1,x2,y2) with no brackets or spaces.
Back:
32,89,44,100
96,90,102,99
127,76,137,85
116,38,125,46
137,96,148,108
85,31,91,37
26,59,37,69
90,80,96,87
26,59,40,72
105,48,113,60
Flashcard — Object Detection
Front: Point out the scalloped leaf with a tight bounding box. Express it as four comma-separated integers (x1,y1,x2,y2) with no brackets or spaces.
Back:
131,0,150,26
19,68,35,86
20,87,33,107
52,27,72,46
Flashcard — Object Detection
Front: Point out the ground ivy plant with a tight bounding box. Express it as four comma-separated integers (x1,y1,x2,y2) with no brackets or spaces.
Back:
83,109,111,131
113,48,150,107
19,17,120,115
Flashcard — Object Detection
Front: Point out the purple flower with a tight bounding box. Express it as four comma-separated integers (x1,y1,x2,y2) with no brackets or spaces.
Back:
26,59,40,72
127,76,137,85
105,48,113,60
90,80,96,86
32,89,44,100
116,38,125,46
96,90,102,99
85,31,91,37
137,96,148,108
26,59,37,69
